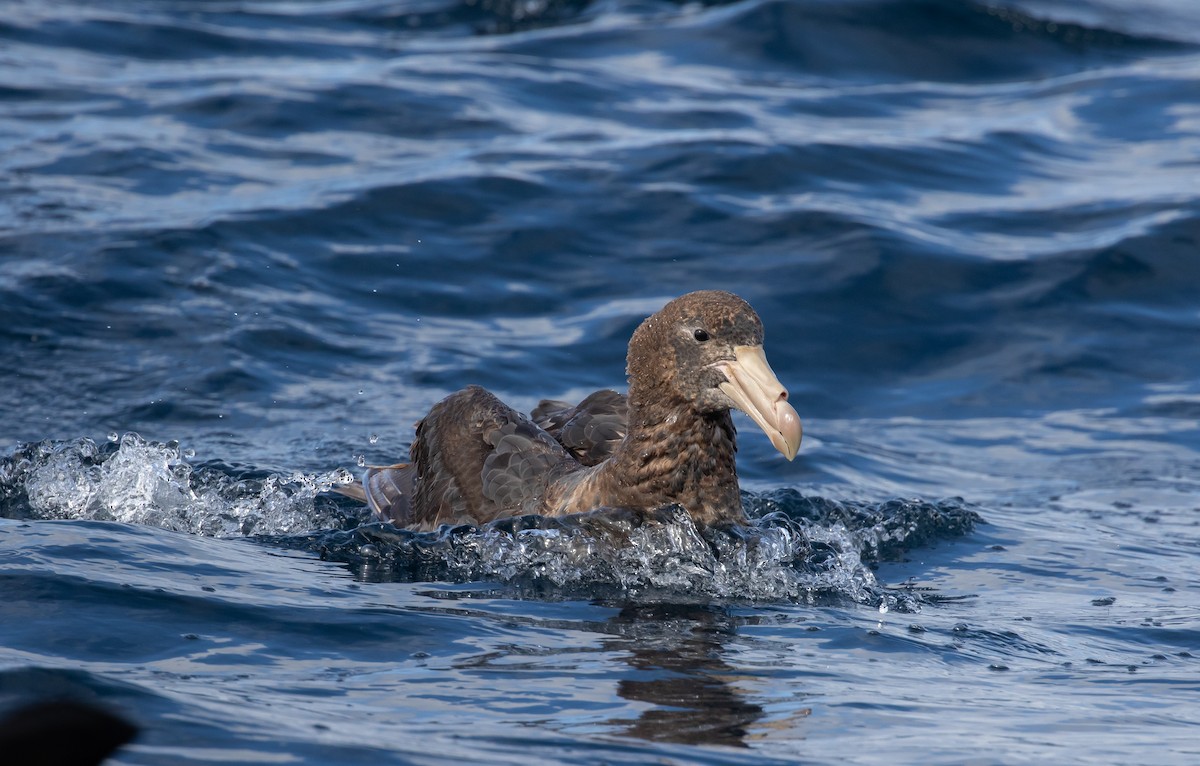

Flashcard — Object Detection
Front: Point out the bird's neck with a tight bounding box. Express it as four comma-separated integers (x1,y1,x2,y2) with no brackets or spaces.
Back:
602,394,746,526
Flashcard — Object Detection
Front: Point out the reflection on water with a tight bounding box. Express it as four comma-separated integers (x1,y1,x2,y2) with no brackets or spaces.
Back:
605,604,768,747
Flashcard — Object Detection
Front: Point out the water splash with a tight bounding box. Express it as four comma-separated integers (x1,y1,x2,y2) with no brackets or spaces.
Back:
285,507,839,603
288,494,977,607
1,434,356,536
746,490,981,566
0,435,980,607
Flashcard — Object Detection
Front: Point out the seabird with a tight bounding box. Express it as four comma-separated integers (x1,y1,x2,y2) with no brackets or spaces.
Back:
341,291,801,529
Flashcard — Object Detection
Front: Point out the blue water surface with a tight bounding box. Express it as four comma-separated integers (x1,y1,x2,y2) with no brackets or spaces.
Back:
2,0,1200,763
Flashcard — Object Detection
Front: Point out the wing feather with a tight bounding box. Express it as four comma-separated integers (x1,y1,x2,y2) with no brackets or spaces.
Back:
532,390,628,466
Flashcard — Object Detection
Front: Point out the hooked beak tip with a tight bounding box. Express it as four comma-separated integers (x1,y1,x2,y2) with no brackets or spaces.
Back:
773,401,802,461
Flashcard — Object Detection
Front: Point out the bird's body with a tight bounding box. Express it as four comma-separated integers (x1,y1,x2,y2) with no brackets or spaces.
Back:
343,291,801,530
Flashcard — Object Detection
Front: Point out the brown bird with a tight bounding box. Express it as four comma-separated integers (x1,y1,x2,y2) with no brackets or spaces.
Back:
340,291,801,530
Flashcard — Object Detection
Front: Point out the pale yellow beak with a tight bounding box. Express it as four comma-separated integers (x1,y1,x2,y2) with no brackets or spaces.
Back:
715,345,802,460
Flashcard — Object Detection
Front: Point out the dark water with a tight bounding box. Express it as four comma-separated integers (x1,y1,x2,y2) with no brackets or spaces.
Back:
3,0,1200,762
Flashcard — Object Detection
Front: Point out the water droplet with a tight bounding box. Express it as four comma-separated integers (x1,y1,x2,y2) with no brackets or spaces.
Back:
368,434,379,444
358,389,364,395
356,455,366,467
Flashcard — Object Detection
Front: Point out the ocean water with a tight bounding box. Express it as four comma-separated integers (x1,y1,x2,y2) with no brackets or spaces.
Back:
2,0,1199,763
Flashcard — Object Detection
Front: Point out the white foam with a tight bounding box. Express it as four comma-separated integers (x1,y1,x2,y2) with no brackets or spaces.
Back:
23,433,350,536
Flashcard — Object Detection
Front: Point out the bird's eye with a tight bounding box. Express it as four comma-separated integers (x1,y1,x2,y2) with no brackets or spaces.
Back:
693,328,710,342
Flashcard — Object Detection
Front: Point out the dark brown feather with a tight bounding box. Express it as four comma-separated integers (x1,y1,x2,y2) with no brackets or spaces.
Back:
370,385,579,530
532,389,628,466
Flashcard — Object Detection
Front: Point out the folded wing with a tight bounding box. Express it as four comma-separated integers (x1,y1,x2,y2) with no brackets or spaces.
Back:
531,389,628,466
